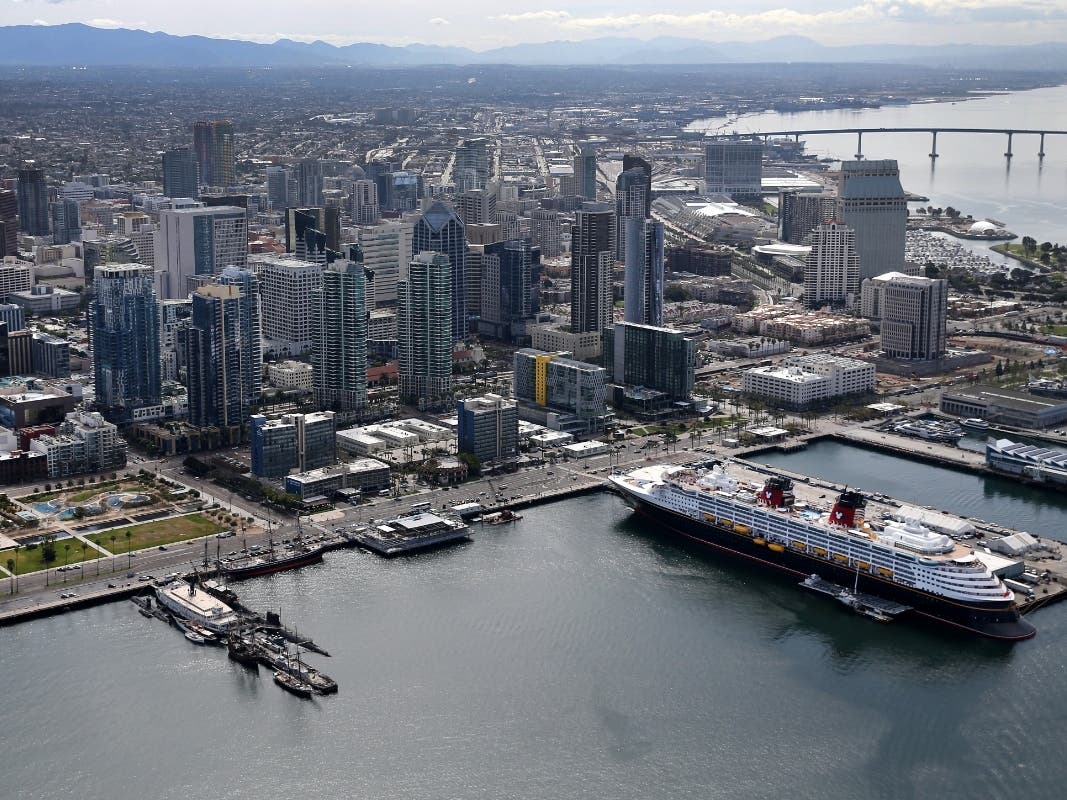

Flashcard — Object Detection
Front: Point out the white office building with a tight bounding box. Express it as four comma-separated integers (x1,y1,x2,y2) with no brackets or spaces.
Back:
357,221,413,308
156,206,247,299
803,221,860,309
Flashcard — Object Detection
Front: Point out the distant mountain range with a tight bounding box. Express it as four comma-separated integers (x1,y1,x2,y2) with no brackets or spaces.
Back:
1,24,1066,70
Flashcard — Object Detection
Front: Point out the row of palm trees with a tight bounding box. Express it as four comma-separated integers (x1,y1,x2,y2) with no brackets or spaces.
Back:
7,529,136,595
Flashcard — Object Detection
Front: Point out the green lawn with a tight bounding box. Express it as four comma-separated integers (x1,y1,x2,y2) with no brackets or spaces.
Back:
86,514,225,553
1,538,105,576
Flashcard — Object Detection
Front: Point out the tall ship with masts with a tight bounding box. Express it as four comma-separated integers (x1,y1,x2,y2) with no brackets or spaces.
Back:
609,462,1035,641
219,514,325,580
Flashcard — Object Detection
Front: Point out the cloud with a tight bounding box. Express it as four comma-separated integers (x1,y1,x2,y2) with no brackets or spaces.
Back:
427,17,451,26
492,2,1067,33
492,10,571,23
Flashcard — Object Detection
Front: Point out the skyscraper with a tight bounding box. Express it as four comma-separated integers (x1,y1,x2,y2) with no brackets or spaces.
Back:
312,253,368,412
529,208,561,258
398,252,453,407
778,189,837,244
295,159,324,207
0,189,18,257
183,283,255,430
91,264,161,419
162,147,200,199
266,165,292,211
623,218,665,327
573,143,598,201
217,266,263,414
349,180,380,225
836,159,908,281
874,274,948,361
454,137,491,191
703,139,763,197
16,168,49,236
412,201,468,341
49,199,81,245
570,203,615,334
803,221,860,309
615,154,652,257
252,254,323,357
157,206,248,299
192,120,235,187
357,221,413,308
479,239,532,342
455,189,497,227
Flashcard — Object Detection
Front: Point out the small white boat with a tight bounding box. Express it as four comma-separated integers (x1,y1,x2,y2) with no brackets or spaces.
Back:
962,418,990,430
184,631,207,645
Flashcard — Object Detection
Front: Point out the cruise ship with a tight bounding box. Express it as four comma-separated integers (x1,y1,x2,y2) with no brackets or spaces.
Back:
609,462,1035,641
155,581,238,633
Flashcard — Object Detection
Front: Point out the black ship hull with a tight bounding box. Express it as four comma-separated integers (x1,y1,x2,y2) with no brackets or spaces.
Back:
623,495,1036,642
220,547,324,580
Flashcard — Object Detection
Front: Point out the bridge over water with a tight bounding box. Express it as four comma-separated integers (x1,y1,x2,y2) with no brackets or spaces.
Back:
722,127,1067,159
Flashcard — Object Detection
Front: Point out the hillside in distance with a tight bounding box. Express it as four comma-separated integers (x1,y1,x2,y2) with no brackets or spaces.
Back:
1,24,1066,70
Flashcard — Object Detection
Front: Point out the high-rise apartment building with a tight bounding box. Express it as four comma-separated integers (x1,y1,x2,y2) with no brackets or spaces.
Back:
192,120,235,187
456,189,497,227
480,239,532,342
622,218,665,327
398,252,453,407
183,283,252,430
357,221,412,308
529,208,561,258
295,159,324,207
703,139,763,197
615,155,652,257
157,206,248,299
252,254,323,356
349,180,380,225
778,190,836,244
16,168,50,236
0,189,18,257
312,256,368,412
217,266,263,412
266,165,293,211
604,321,695,402
454,137,491,191
836,159,907,281
49,199,81,245
570,203,615,334
803,221,860,309
573,143,598,200
162,147,200,199
91,263,161,419
412,201,468,341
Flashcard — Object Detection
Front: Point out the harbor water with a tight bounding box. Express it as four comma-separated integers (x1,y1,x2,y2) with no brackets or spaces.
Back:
690,84,1067,245
4,461,1067,799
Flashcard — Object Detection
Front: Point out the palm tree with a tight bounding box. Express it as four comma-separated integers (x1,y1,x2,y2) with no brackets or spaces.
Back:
110,535,117,571
125,531,133,568
6,558,14,595
63,543,71,583
13,546,19,593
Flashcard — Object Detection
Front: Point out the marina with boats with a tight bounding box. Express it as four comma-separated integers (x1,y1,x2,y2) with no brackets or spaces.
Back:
131,575,338,700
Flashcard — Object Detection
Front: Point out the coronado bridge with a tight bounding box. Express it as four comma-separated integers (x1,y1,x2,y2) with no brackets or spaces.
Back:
719,127,1067,159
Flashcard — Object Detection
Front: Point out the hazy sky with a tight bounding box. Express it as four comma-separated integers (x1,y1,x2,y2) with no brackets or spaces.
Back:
7,1,1067,49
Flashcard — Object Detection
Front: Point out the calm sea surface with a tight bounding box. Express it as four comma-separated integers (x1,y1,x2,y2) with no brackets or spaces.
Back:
4,450,1067,799
691,84,1067,246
